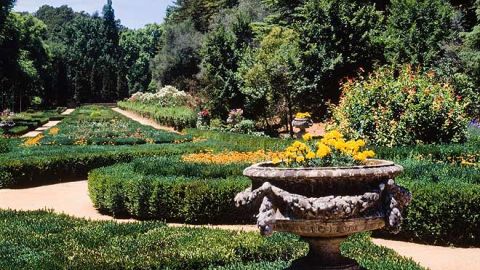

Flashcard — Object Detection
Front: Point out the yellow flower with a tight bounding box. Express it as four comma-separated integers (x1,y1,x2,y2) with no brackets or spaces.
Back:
23,134,44,147
316,143,331,158
272,157,281,164
363,150,375,158
49,127,60,136
356,139,366,148
295,112,311,119
323,130,343,140
306,151,316,160
292,141,303,148
296,156,305,163
302,133,313,141
354,152,367,162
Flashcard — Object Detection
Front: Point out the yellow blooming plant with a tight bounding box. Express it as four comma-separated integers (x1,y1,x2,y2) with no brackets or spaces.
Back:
48,127,60,136
272,130,375,167
295,112,311,119
23,134,44,147
182,150,279,165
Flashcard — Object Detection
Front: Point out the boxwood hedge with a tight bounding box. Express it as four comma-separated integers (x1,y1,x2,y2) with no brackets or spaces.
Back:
0,210,423,270
89,155,480,246
0,142,225,188
88,158,253,223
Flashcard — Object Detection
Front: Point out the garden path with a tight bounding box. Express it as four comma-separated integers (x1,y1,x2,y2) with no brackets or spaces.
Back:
20,108,75,138
0,180,479,270
112,107,181,134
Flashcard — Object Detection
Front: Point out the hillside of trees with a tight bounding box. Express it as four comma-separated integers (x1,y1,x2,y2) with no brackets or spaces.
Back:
1,0,479,124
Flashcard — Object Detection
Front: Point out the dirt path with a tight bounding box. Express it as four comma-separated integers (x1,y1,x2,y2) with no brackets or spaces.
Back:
112,107,181,134
1,180,479,269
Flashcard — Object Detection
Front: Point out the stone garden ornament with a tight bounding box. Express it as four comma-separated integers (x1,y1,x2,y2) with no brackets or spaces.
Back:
235,130,411,270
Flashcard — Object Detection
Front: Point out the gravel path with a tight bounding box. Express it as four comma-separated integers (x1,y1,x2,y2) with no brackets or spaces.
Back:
1,180,479,269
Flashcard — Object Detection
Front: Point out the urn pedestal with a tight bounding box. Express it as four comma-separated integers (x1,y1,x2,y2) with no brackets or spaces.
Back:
235,160,411,270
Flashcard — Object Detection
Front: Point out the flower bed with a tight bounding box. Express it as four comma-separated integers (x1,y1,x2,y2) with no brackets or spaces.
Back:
38,105,190,146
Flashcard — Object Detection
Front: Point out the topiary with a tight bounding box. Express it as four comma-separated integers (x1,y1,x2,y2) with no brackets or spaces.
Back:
332,65,468,146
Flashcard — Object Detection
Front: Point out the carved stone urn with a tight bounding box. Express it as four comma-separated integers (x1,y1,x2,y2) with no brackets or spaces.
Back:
292,118,313,139
235,159,411,270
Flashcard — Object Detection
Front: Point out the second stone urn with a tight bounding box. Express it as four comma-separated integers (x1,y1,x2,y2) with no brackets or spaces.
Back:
235,159,411,270
292,117,313,139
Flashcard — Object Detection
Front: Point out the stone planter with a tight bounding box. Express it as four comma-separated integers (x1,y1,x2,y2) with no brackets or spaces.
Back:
235,160,411,270
292,117,313,139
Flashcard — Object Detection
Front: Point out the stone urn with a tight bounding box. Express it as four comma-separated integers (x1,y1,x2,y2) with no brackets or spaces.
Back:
292,117,313,139
235,159,411,270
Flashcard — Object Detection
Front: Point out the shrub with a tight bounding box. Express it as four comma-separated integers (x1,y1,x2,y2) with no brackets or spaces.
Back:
0,210,424,270
88,161,253,223
5,125,29,135
0,210,306,269
118,101,197,130
0,142,214,188
0,138,10,153
332,65,468,146
375,180,480,246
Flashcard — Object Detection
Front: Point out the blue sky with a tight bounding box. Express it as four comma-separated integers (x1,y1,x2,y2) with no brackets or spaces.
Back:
13,0,176,29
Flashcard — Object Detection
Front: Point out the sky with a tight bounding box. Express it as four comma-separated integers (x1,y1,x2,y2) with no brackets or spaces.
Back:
13,0,176,29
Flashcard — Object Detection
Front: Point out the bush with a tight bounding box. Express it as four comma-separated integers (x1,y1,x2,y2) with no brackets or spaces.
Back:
0,210,306,270
0,142,215,188
5,125,29,135
0,210,423,270
333,65,468,146
88,160,253,223
389,180,480,246
0,138,10,153
118,101,197,130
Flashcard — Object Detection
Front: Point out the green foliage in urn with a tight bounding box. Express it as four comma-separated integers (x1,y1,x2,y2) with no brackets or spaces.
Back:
332,65,468,146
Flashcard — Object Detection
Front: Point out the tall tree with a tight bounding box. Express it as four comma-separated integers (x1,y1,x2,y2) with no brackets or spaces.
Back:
151,19,203,91
120,24,163,93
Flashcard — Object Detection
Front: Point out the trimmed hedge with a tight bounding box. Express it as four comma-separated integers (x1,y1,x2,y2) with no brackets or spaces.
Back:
0,138,9,153
0,142,221,188
385,181,480,246
0,210,424,270
118,101,197,131
88,160,253,223
90,154,480,246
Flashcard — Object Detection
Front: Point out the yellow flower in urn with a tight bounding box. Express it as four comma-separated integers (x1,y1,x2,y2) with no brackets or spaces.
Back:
274,130,375,167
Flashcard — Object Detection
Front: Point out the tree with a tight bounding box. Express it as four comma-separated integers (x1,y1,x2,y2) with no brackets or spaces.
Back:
295,0,383,109
151,19,203,91
167,0,238,32
382,0,456,67
200,0,266,117
0,12,50,111
120,24,163,93
238,27,301,135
